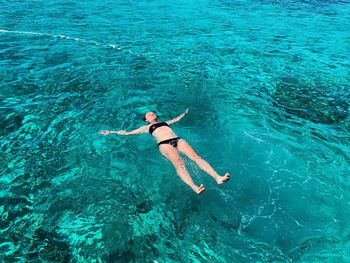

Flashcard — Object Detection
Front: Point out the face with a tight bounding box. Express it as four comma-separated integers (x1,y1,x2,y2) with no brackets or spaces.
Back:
145,112,158,123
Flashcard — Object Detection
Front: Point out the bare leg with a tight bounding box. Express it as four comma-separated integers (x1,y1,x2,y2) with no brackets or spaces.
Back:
178,139,230,184
159,144,205,194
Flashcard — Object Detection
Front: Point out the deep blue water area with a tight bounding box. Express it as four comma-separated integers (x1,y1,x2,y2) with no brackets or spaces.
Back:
1,0,349,261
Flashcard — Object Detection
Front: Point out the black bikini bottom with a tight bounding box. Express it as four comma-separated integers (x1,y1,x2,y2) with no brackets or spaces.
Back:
157,137,181,148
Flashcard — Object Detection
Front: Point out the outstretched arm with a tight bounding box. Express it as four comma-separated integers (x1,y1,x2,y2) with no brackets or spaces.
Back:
99,125,149,136
166,108,189,125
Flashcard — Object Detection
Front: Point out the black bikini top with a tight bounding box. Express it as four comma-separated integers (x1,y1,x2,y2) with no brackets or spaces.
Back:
149,122,169,135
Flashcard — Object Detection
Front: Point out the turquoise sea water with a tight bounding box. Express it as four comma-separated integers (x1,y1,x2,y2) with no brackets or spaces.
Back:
1,0,350,261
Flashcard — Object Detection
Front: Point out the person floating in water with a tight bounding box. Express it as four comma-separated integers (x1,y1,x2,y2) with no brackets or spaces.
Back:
99,109,230,194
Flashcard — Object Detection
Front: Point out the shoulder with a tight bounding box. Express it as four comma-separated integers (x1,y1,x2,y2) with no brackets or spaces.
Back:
139,124,150,131
137,124,150,134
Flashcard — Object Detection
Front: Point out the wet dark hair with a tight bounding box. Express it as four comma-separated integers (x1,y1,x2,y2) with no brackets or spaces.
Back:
143,112,150,121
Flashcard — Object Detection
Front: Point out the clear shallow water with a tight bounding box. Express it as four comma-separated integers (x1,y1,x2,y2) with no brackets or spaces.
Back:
1,0,350,261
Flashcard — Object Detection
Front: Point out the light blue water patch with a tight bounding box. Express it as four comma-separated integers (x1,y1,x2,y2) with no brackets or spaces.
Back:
0,0,350,261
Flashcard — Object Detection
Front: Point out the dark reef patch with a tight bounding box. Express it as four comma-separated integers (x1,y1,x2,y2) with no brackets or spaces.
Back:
108,249,136,262
0,108,24,137
28,228,71,262
271,77,349,124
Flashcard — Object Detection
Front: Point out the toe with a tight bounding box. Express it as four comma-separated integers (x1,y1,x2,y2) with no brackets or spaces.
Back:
197,184,206,194
223,175,231,183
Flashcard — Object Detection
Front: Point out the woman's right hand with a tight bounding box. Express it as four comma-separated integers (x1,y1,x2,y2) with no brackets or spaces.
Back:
99,130,110,136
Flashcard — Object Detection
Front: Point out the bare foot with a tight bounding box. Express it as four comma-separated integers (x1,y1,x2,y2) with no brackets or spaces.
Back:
193,184,206,194
216,172,230,184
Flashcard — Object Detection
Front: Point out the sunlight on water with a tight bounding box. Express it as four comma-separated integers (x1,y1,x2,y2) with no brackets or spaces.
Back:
0,0,349,261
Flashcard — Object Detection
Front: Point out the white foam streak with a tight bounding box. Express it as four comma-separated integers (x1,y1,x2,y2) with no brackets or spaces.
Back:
0,29,134,54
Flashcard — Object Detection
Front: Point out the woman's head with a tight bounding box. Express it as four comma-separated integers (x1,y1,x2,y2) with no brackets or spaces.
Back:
143,111,158,123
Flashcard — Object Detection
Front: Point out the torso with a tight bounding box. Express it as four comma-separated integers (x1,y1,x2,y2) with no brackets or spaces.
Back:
148,122,178,143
